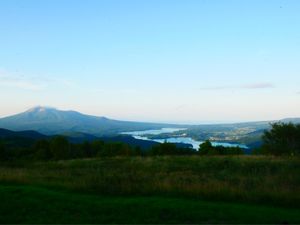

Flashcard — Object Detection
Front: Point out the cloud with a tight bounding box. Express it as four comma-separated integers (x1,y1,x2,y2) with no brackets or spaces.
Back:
42,77,77,88
199,82,274,91
0,73,45,91
0,70,76,91
89,88,139,95
241,83,274,89
199,86,231,90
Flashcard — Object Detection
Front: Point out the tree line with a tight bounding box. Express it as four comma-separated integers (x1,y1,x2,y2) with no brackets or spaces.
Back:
0,137,139,161
198,140,244,155
0,136,246,161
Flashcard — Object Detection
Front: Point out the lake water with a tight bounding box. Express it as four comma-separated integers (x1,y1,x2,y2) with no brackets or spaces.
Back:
122,128,248,149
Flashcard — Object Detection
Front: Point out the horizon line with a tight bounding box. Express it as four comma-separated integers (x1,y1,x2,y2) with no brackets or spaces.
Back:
0,105,297,126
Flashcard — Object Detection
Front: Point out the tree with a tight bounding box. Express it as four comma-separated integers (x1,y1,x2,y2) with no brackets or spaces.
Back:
149,142,178,156
261,122,300,156
0,141,8,161
91,140,105,157
199,140,213,155
199,140,244,155
33,139,52,160
50,136,70,160
133,146,143,156
81,141,97,158
148,142,195,156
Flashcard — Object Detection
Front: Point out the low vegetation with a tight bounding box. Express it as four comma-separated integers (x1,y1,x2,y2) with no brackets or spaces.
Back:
0,155,299,223
0,156,299,208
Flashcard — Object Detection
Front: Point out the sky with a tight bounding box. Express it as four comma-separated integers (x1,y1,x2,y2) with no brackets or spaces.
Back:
0,0,299,124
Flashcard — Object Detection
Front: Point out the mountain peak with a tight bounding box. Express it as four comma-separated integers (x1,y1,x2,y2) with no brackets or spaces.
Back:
26,106,57,113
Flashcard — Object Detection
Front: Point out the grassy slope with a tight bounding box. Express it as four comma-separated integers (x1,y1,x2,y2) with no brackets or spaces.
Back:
0,184,299,224
1,156,299,206
0,156,299,223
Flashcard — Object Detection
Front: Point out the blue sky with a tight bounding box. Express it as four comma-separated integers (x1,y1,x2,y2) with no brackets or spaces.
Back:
0,0,299,123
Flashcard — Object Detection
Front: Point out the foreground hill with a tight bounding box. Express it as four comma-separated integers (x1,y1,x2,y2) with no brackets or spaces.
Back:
0,106,178,136
1,185,299,224
0,156,299,224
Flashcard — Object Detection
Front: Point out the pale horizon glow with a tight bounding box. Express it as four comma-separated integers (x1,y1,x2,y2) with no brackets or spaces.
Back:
0,0,299,123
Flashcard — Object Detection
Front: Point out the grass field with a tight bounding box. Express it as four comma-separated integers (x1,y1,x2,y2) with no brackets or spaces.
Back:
1,184,300,224
0,156,299,223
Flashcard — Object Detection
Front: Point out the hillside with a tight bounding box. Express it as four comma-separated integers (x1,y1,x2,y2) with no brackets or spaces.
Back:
0,128,49,148
0,156,299,224
0,128,47,140
0,128,181,150
1,185,299,224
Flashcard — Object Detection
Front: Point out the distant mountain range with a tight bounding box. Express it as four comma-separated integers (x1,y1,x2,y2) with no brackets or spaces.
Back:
0,106,180,136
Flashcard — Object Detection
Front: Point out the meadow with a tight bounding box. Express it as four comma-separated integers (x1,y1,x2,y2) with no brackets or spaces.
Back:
0,155,299,223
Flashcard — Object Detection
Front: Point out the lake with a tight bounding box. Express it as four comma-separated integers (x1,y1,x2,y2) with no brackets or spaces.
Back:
122,128,248,149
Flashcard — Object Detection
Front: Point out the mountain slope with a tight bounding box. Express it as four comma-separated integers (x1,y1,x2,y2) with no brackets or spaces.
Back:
280,118,300,124
0,106,177,135
0,128,47,140
0,128,48,148
0,127,191,150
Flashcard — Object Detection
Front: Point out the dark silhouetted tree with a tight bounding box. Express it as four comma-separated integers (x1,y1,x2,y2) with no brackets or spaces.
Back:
33,139,52,160
149,142,195,156
199,140,244,155
0,141,8,161
50,136,70,160
91,140,105,156
199,140,213,155
262,122,300,156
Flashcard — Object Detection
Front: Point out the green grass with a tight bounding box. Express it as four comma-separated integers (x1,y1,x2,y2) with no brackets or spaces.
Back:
0,184,299,224
0,156,299,223
1,156,299,207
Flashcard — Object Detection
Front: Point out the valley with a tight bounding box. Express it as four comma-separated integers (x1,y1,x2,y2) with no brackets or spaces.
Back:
1,1,300,223
122,128,249,149
1,106,298,151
